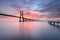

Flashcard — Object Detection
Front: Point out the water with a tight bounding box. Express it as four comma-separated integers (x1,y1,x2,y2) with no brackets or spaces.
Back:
0,21,60,40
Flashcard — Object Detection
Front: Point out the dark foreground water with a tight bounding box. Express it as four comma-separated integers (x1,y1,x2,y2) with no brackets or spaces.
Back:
0,21,60,40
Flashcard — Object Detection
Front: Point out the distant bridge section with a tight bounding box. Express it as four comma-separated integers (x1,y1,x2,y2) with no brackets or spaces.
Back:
0,13,43,22
48,21,60,27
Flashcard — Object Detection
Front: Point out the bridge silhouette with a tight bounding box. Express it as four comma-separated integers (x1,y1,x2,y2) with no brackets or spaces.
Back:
48,21,60,27
0,10,42,22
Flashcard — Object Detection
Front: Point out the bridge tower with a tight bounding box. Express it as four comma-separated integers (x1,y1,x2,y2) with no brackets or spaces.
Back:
19,10,24,22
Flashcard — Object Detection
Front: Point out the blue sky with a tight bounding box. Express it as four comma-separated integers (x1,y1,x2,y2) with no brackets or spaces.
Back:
0,0,52,10
0,0,60,18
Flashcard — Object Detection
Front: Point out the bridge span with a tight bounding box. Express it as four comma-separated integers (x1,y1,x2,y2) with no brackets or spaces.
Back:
0,10,43,22
48,21,60,27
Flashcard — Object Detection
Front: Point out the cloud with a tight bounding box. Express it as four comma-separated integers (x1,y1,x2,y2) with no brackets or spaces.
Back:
0,4,19,18
35,0,60,18
0,0,60,18
46,12,60,18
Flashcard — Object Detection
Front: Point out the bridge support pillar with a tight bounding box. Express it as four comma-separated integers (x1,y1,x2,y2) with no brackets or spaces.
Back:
19,10,24,22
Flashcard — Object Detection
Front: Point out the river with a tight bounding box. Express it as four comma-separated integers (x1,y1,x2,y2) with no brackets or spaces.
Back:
0,21,60,40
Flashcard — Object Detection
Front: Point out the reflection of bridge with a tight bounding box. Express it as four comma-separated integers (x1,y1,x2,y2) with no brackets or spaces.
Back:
0,10,41,22
48,21,60,27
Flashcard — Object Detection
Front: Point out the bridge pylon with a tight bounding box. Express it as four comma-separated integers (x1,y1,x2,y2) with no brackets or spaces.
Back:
19,10,24,22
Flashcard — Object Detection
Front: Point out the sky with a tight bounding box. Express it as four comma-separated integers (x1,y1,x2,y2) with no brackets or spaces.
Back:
0,0,60,20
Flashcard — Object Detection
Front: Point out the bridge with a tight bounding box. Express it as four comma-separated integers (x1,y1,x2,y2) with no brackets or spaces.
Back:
0,10,42,22
48,21,60,27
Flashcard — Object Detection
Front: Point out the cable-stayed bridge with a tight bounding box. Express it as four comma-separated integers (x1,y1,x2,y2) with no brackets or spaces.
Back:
0,10,43,22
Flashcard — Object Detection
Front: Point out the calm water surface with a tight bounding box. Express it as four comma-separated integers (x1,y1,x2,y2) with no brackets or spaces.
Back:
0,21,60,39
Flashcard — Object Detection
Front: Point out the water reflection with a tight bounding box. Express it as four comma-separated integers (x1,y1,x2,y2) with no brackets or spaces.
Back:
0,21,60,39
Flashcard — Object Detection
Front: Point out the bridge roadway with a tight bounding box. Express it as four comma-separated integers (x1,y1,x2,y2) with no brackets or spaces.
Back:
0,13,43,22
